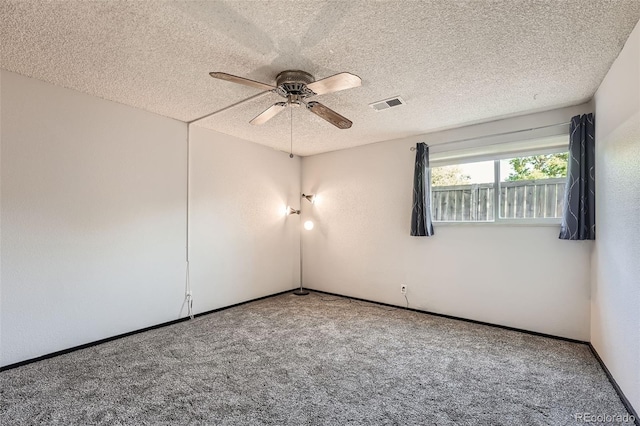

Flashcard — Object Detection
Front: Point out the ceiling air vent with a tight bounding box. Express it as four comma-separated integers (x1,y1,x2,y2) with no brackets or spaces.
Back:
369,96,406,112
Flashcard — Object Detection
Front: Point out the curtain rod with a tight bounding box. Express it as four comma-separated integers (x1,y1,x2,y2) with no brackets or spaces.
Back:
409,122,570,151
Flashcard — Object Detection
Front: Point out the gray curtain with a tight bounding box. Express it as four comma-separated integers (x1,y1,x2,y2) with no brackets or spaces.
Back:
410,143,434,236
559,113,596,240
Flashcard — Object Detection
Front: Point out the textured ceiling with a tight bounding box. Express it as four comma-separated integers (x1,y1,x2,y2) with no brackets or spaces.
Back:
1,1,639,156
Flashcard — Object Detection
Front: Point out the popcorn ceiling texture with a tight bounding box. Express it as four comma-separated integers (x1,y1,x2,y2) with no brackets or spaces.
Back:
1,1,639,156
0,292,634,425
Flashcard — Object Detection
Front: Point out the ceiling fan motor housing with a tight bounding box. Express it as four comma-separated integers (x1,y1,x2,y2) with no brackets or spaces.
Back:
275,70,316,99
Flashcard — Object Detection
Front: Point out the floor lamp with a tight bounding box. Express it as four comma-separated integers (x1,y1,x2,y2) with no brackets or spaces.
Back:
289,194,315,296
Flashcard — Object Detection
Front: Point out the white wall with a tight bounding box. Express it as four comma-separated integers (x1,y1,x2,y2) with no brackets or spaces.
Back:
592,20,640,412
0,71,187,366
188,126,300,312
302,111,593,341
0,69,3,362
0,72,303,367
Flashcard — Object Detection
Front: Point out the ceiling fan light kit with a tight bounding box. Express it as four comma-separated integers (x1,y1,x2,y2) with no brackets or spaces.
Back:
209,69,361,130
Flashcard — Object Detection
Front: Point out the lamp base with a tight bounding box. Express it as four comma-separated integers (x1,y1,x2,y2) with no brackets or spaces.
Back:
293,288,309,296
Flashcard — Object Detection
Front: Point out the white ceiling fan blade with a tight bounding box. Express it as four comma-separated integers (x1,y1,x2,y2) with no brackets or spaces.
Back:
306,72,361,95
306,101,352,129
210,72,276,91
250,102,287,125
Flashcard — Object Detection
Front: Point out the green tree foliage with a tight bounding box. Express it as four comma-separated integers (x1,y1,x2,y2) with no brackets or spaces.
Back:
506,153,568,181
432,165,471,186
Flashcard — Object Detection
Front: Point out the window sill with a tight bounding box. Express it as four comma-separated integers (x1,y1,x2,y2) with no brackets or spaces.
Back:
434,220,561,227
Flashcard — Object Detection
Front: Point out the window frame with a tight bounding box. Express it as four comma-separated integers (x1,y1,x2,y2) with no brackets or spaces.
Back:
430,147,568,226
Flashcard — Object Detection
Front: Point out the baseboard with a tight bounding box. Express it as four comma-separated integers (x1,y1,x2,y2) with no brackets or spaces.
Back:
0,288,296,372
307,288,588,344
588,344,639,426
191,288,295,319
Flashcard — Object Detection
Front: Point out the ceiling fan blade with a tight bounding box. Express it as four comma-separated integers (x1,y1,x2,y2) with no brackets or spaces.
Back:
306,101,352,129
250,102,288,125
209,72,276,91
306,72,361,96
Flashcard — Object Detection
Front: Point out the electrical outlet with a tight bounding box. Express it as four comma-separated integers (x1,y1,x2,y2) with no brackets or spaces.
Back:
400,284,407,294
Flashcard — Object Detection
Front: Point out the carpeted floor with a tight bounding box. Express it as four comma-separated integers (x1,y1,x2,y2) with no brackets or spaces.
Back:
0,291,634,425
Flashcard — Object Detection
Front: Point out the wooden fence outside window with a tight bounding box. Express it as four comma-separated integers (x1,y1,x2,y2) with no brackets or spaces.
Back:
432,178,566,221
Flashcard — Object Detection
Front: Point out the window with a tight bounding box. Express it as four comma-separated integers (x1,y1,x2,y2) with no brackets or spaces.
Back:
431,160,495,222
431,151,568,223
498,153,568,220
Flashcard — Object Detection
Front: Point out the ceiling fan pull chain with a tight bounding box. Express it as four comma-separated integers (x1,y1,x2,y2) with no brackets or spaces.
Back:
289,106,294,159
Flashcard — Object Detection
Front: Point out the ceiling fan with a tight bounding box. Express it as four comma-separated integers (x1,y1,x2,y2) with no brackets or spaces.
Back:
209,70,361,129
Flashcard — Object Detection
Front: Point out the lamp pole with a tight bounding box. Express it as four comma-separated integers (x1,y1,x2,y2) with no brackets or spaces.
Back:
293,193,315,296
293,216,309,296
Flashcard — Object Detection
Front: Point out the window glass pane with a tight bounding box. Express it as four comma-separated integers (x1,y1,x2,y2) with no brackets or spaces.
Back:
431,161,495,222
499,153,568,219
